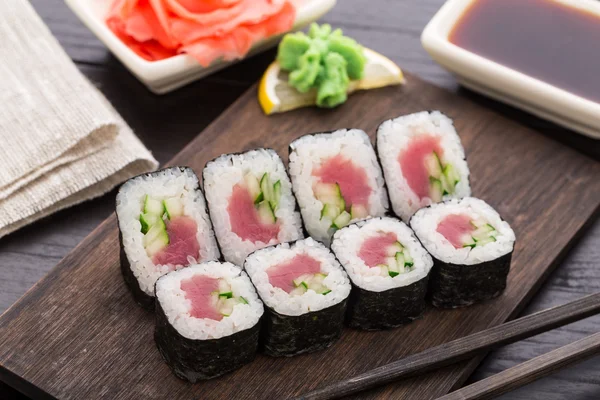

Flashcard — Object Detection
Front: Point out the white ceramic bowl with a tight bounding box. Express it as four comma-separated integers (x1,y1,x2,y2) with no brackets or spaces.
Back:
421,0,600,139
66,0,336,94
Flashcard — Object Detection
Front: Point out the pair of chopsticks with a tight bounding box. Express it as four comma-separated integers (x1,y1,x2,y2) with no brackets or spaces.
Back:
295,292,600,400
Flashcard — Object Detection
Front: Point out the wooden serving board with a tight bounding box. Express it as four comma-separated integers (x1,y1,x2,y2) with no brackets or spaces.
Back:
1,73,599,400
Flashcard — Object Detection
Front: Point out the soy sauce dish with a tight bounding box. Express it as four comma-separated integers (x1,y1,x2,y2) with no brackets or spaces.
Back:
422,0,600,139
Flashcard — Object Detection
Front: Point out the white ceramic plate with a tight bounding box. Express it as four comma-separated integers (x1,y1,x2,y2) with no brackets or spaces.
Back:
66,0,336,94
421,0,600,140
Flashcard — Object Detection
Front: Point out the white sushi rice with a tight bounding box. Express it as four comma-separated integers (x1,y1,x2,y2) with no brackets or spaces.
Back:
155,262,263,340
203,149,304,266
244,237,351,316
116,167,220,297
332,217,433,292
377,111,471,221
289,129,389,246
410,197,516,266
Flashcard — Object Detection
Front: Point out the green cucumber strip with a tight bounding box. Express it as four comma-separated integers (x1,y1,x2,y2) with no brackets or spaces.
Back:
321,203,341,221
463,236,477,248
218,298,237,316
387,241,403,257
378,265,389,276
314,182,346,211
163,197,184,220
139,213,158,234
244,173,262,202
439,173,452,196
311,274,325,285
425,152,443,178
219,292,233,299
300,281,308,290
473,227,496,239
293,274,313,287
394,252,405,269
143,195,164,216
321,290,332,295
310,283,329,294
389,270,399,277
470,218,487,228
443,164,460,186
476,236,497,246
239,296,248,304
332,210,352,229
260,173,273,203
271,180,281,210
145,232,169,256
254,192,264,205
143,218,167,247
256,201,276,224
429,178,444,202
386,256,399,273
290,286,307,296
335,183,346,211
218,279,231,294
403,250,414,265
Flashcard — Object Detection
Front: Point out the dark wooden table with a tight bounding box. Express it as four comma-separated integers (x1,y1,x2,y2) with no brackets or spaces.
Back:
1,1,599,399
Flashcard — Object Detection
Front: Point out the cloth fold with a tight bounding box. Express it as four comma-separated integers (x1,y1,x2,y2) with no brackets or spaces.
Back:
0,0,158,238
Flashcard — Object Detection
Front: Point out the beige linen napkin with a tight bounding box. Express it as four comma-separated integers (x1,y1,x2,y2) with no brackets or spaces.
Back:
0,0,158,238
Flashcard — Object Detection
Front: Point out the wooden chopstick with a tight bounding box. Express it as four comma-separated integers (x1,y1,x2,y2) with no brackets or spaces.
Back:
437,331,600,400
294,292,600,400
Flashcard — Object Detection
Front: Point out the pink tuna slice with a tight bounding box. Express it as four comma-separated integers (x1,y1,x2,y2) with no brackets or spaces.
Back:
180,275,223,321
266,253,322,293
358,231,398,267
153,216,200,267
436,213,474,248
228,184,280,243
314,154,372,209
399,135,444,199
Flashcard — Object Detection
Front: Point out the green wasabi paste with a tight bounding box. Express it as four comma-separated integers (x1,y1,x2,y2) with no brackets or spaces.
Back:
276,23,366,108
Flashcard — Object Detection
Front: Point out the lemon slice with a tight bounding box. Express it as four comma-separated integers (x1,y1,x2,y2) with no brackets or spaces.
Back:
258,48,405,115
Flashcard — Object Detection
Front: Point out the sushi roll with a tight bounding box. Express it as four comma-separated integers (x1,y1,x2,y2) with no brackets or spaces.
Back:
288,129,389,246
203,149,304,266
410,197,516,308
244,237,351,356
332,217,433,330
377,111,471,221
154,262,263,382
116,167,220,309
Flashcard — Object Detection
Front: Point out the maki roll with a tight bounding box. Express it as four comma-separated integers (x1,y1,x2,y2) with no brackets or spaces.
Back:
332,217,433,330
288,129,389,246
116,167,220,309
244,237,351,356
410,197,516,308
154,262,263,382
377,111,471,221
203,149,304,265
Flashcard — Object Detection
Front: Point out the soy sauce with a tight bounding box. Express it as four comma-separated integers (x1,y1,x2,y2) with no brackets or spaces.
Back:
449,0,600,104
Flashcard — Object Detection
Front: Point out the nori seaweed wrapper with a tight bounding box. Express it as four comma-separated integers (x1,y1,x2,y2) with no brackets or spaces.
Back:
428,252,512,308
346,276,428,330
260,298,348,357
154,298,260,382
119,229,154,310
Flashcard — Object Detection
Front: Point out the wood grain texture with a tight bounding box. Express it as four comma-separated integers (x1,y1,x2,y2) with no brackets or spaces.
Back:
1,72,600,400
439,332,600,400
299,293,600,399
1,0,600,399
